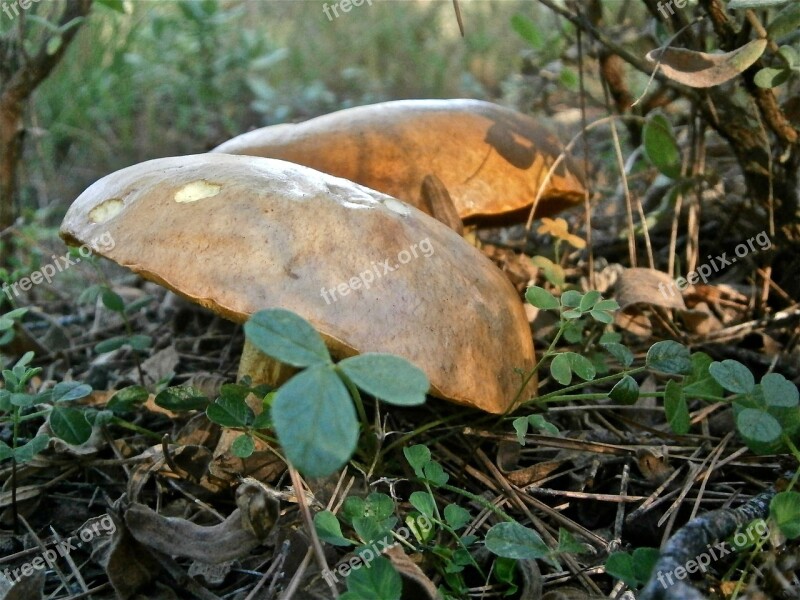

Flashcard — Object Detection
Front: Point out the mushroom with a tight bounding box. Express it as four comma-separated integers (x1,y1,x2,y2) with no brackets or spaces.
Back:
60,154,536,414
212,99,585,227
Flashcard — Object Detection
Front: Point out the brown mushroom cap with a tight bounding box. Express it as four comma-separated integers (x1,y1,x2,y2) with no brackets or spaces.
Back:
212,99,584,224
60,154,536,414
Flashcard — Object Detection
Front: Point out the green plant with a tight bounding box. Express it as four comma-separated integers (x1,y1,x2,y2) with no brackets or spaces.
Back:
605,547,660,590
162,308,428,477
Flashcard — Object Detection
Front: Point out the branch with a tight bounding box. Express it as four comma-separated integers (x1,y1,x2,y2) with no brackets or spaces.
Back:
2,0,93,107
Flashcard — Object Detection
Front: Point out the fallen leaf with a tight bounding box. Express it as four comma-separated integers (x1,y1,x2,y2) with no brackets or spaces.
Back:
646,38,768,88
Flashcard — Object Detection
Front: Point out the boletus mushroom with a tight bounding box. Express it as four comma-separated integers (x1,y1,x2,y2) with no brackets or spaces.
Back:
212,99,585,226
60,154,536,414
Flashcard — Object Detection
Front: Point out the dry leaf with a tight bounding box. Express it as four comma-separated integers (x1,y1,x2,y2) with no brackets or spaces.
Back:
646,39,768,88
124,502,262,564
615,268,686,310
0,570,44,600
384,545,439,600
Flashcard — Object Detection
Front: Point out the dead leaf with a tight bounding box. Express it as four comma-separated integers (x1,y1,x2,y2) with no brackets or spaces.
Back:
124,503,263,564
615,268,686,311
129,346,180,387
384,545,439,600
646,38,768,88
0,569,44,600
636,448,673,485
94,512,161,600
506,460,564,487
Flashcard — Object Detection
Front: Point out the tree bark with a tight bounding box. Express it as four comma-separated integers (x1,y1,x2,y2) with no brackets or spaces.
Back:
0,0,93,233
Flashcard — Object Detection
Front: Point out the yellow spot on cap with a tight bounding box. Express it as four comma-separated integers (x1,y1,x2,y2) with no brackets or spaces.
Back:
88,198,124,224
175,180,222,203
383,198,411,216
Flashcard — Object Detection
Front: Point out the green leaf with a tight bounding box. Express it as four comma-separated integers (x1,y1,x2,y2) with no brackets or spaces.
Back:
779,45,799,67
643,114,682,179
13,435,50,463
610,375,639,405
345,556,402,600
683,352,724,398
761,373,799,408
404,444,431,477
664,380,690,434
513,416,529,445
556,528,588,555
646,341,692,375
562,309,582,320
737,408,782,447
245,309,331,368
0,441,13,461
363,493,395,521
314,510,355,547
633,547,660,585
560,290,582,308
568,352,596,381
126,335,152,351
337,354,428,406
525,286,559,310
409,491,436,518
272,365,358,477
754,67,790,88
485,522,550,559
49,406,92,445
594,299,620,312
602,343,634,367
530,255,566,287
422,460,449,487
770,492,800,539
579,291,602,312
46,35,63,56
608,553,640,588
511,13,543,49
95,336,129,354
207,395,254,428
101,288,125,312
444,504,471,530
590,309,614,324
550,353,572,386
528,414,559,436
709,359,755,394
107,385,149,413
50,381,92,403
768,3,800,39
155,386,208,411
231,434,255,458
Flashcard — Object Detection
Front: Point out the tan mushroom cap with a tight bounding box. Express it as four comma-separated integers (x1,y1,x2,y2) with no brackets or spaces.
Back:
212,99,585,224
60,154,536,414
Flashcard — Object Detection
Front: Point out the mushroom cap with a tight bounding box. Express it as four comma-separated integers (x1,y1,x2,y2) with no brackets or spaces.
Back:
60,154,536,414
212,99,585,224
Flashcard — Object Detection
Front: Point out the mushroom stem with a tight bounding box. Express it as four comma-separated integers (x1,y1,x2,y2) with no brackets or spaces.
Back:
237,339,297,388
